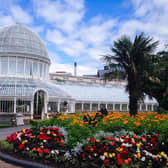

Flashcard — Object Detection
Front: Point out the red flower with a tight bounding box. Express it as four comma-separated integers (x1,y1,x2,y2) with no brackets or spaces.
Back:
121,150,128,155
82,154,85,158
141,137,147,141
104,159,109,165
98,149,101,153
37,147,43,154
106,137,111,140
123,139,129,143
133,135,138,139
90,137,94,143
103,145,107,150
19,144,24,150
50,131,54,135
117,158,123,165
145,146,149,149
6,136,12,143
57,133,62,137
53,128,59,131
44,148,49,154
130,139,136,144
113,138,117,142
85,147,90,151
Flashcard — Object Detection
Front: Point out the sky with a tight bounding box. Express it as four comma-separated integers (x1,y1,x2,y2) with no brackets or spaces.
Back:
0,0,168,76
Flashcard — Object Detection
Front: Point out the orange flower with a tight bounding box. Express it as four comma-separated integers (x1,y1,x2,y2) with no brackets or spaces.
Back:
123,120,128,124
148,124,151,127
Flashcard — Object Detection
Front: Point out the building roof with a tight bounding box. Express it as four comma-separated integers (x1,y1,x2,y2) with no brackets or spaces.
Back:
0,24,49,63
54,82,157,104
0,77,72,100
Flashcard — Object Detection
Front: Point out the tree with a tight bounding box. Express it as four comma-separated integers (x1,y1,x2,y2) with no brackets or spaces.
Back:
103,33,159,116
143,51,168,111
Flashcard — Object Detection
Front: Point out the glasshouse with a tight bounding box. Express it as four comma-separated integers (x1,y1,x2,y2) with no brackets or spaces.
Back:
0,24,157,123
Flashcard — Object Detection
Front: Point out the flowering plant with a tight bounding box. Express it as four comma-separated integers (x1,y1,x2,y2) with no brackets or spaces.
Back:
6,126,67,159
79,132,168,167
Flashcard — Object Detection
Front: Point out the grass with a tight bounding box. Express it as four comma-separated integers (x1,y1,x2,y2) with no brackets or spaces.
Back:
0,124,12,128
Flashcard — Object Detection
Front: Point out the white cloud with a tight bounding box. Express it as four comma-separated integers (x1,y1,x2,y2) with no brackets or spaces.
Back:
10,5,33,24
0,14,14,27
32,0,84,33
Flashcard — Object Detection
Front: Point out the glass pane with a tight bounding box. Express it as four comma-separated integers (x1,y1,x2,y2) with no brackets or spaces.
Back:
122,104,127,111
16,100,31,113
92,104,98,111
9,57,16,75
100,104,106,109
84,103,90,111
48,102,58,113
1,57,8,74
43,64,46,77
141,104,146,111
147,104,152,111
115,104,120,111
33,62,38,76
75,103,82,111
107,104,113,111
17,58,24,75
25,60,32,76
39,63,43,77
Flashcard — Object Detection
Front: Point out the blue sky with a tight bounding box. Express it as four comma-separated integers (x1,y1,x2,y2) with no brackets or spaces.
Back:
0,0,168,75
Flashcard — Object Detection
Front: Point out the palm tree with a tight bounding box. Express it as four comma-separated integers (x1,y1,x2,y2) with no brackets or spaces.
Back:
103,33,159,116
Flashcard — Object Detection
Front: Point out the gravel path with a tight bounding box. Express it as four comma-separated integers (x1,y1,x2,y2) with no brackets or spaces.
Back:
0,160,22,168
0,125,30,140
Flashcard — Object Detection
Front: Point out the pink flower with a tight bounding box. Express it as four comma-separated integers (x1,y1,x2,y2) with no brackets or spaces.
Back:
110,142,114,146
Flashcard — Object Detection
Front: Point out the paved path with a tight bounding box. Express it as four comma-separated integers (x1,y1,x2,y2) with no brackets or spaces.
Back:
0,160,22,168
0,125,30,140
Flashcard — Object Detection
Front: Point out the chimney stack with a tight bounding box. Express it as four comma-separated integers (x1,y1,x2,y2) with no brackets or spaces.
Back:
74,62,77,76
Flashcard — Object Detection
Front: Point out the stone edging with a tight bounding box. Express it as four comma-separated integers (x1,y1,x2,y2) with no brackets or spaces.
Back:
0,151,51,168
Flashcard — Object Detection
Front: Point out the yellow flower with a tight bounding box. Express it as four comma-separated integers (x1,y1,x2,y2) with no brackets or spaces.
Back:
136,143,142,148
104,152,108,157
22,140,28,144
96,139,100,142
137,152,141,159
109,153,113,158
116,147,123,152
112,153,116,157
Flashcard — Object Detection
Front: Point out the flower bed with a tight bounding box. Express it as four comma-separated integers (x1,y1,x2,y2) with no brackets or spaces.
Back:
6,126,67,162
78,132,168,167
1,112,168,167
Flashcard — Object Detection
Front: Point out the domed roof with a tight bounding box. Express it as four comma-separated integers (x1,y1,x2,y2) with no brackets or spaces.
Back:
0,24,49,61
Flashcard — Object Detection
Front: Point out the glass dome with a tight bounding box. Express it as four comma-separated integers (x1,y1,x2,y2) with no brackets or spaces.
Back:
0,24,50,79
0,24,49,60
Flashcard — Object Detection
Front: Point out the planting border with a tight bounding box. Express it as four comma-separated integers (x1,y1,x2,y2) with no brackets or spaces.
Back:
0,151,51,168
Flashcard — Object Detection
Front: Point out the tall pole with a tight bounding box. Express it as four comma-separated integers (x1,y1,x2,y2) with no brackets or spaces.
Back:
74,62,77,76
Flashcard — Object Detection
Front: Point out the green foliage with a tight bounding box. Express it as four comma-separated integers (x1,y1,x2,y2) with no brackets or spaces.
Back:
82,112,104,128
0,140,14,152
103,33,159,116
0,124,12,128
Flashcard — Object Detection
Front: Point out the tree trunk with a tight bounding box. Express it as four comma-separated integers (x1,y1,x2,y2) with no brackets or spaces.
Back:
129,91,138,116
